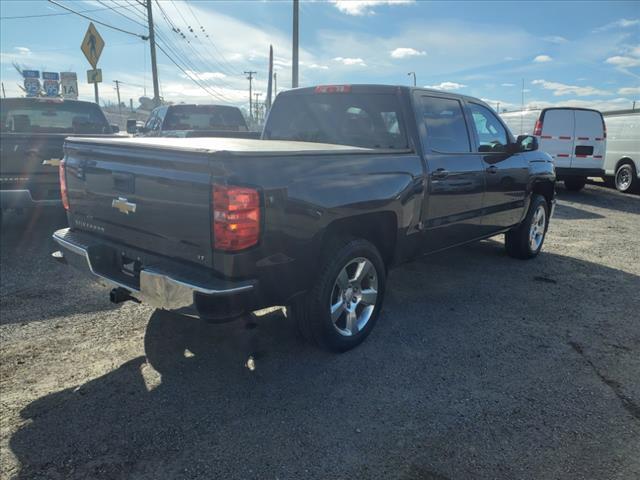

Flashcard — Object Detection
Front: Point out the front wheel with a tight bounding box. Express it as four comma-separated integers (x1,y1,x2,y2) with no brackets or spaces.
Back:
289,238,386,352
615,163,637,193
505,195,549,259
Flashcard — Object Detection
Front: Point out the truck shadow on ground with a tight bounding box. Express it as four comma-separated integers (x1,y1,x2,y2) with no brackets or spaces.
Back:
0,210,118,325
9,240,640,479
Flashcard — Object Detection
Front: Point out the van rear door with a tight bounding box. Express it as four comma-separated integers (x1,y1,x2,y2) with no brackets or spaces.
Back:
573,109,605,170
538,109,574,169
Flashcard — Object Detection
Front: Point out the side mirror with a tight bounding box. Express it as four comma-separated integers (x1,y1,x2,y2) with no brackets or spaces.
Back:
517,134,538,152
110,124,120,133
126,119,137,134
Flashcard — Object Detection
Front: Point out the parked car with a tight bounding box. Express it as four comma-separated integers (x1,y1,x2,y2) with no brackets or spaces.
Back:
602,109,639,193
52,85,556,351
131,104,260,139
0,97,118,215
501,108,606,191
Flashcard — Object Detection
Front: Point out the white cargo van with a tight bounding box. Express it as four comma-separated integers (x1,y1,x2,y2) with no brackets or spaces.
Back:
501,108,606,191
602,110,639,193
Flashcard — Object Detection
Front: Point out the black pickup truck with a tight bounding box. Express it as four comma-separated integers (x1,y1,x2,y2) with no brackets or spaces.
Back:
0,97,117,214
53,85,556,351
131,104,260,139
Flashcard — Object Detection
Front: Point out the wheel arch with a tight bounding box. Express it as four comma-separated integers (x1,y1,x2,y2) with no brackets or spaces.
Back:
321,211,398,269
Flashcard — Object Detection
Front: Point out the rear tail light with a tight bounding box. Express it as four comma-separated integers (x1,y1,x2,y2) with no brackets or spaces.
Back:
533,118,543,136
59,159,69,210
602,116,607,139
213,185,261,251
314,85,352,94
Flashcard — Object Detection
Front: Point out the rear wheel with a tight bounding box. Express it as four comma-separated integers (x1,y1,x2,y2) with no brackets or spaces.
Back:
505,195,549,259
564,177,586,191
615,162,637,193
289,238,386,352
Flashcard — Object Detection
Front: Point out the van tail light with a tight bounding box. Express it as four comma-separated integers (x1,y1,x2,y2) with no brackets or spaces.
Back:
213,185,261,251
533,119,543,136
59,159,69,211
602,117,607,139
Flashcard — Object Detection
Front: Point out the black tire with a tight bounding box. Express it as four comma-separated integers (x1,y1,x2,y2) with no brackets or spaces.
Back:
505,195,549,259
289,238,386,352
564,177,586,191
614,162,638,193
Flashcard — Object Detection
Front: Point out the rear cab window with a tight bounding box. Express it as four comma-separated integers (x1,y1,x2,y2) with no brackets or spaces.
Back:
264,91,409,149
0,99,110,134
164,105,248,132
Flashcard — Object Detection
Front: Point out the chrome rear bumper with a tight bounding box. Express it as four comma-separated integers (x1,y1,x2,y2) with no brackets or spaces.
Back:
52,228,255,318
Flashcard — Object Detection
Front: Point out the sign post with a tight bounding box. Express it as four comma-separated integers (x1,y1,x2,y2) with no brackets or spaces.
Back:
81,22,105,104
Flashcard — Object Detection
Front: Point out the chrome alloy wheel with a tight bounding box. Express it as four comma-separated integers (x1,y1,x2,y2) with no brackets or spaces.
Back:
329,257,378,337
529,204,547,252
616,165,632,191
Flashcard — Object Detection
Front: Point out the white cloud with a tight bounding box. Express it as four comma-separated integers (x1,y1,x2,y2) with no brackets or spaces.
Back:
331,0,413,16
594,18,640,32
308,64,329,70
333,57,367,66
605,55,640,68
501,83,515,87
390,47,426,59
425,81,467,91
543,36,567,44
531,79,611,97
183,70,227,81
618,86,640,95
524,97,635,113
14,46,32,55
533,55,553,63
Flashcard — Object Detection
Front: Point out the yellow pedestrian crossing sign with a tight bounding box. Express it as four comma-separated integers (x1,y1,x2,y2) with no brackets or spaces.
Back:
81,23,104,69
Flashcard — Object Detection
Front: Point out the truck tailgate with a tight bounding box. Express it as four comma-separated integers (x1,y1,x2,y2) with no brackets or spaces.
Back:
64,138,213,267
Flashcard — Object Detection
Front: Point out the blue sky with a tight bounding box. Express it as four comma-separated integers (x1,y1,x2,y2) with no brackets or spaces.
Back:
1,0,638,113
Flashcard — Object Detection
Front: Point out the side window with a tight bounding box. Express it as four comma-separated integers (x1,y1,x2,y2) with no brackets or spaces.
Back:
420,96,470,153
469,103,509,152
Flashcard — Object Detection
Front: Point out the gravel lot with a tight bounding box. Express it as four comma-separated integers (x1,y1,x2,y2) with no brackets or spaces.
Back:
1,184,639,480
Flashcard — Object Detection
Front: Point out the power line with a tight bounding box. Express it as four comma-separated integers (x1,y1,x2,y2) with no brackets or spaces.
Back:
94,0,147,29
184,0,238,74
1,4,137,20
155,42,230,103
156,0,237,82
47,0,148,39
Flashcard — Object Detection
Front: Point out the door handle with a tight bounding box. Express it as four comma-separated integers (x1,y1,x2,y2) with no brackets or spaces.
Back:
486,165,498,174
42,158,61,167
431,168,449,179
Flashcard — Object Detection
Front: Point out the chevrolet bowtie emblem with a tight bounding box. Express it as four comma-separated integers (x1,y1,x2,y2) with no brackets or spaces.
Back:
112,197,136,215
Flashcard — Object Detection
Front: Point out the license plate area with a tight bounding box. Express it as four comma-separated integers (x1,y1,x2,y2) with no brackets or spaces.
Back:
120,255,141,278
87,245,141,290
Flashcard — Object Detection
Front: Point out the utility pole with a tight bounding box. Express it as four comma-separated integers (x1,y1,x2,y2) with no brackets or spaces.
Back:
292,0,299,88
273,72,277,97
254,93,262,122
146,0,161,106
244,71,256,119
496,102,500,114
113,80,122,116
408,72,416,87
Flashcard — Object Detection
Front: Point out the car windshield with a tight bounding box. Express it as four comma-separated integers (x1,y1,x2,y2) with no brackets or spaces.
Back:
263,92,409,149
163,106,248,131
0,100,110,134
